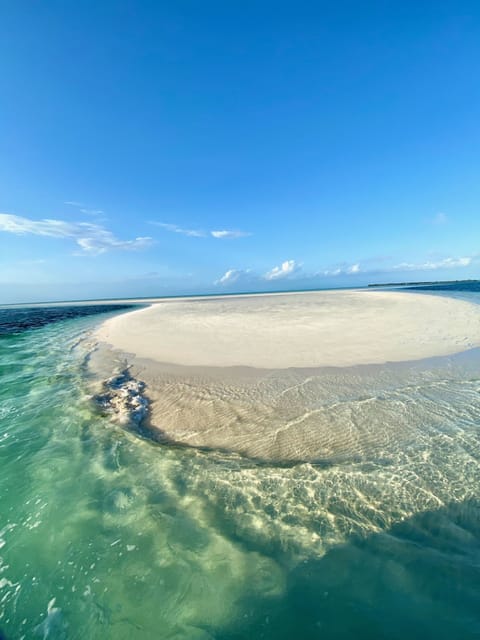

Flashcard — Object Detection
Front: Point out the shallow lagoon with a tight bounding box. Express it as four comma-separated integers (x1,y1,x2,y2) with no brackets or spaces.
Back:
0,295,480,639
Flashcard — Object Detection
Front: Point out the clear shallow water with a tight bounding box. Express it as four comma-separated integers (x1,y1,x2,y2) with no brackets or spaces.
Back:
0,296,480,639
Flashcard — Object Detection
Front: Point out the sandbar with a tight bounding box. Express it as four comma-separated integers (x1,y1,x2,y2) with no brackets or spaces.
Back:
95,290,480,369
93,290,480,460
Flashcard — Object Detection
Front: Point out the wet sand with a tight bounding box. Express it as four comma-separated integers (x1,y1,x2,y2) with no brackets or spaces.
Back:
92,290,480,460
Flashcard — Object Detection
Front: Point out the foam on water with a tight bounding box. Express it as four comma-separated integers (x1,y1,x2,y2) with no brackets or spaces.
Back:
0,297,480,638
94,368,149,426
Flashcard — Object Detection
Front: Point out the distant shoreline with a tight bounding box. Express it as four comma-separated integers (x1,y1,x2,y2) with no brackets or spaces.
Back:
368,278,479,288
0,285,362,308
3,278,479,308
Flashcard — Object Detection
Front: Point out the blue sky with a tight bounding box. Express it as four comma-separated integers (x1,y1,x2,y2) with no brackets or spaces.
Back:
1,1,479,303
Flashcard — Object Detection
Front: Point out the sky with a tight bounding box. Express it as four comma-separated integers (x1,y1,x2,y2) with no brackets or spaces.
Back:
1,1,480,303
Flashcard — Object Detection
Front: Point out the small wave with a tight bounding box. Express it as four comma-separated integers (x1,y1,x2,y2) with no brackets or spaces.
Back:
93,368,149,427
0,304,135,336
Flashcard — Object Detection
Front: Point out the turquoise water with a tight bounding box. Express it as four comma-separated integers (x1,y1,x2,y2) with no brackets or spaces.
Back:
1,296,480,639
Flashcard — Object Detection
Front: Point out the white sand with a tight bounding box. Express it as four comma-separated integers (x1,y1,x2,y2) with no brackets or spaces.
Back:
92,290,480,460
95,290,480,369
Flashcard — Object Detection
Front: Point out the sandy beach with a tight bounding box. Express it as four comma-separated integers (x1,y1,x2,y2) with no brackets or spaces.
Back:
95,290,480,369
90,290,480,460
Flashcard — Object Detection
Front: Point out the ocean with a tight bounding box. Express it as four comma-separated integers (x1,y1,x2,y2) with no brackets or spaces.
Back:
0,288,480,639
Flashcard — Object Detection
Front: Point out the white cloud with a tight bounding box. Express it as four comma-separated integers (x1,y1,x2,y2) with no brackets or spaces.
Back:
152,222,206,237
65,201,104,217
393,256,472,271
216,260,301,287
0,213,153,255
81,208,104,216
151,222,250,239
452,257,471,267
322,255,473,277
210,230,251,239
218,269,238,284
215,252,474,289
215,268,249,285
64,201,84,207
322,262,362,276
264,260,300,281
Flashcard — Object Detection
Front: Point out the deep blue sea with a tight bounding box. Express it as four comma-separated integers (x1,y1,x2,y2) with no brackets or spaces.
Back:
0,288,480,639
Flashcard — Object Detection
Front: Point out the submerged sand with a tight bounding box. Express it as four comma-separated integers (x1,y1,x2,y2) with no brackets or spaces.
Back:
95,290,480,369
94,291,480,465
93,290,480,460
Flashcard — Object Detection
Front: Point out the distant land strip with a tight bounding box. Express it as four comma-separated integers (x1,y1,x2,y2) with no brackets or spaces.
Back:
368,279,479,288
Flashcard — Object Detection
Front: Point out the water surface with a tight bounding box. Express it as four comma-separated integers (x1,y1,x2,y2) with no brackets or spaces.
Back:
0,294,479,639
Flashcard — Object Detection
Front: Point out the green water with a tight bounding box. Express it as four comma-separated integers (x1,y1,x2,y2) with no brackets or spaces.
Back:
1,309,480,639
